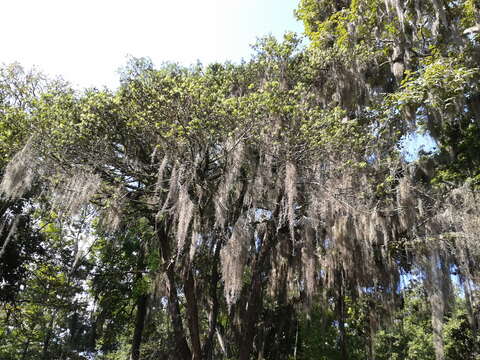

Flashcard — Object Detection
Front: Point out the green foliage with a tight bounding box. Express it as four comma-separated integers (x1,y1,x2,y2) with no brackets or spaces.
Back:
2,1,480,358
444,306,479,360
297,304,344,360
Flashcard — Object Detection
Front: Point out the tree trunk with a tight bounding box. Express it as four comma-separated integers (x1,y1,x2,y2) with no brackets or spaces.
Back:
336,275,348,360
130,294,148,360
427,250,446,360
129,246,148,360
166,264,193,360
238,274,263,360
184,268,202,360
0,215,19,260
157,226,192,360
202,239,222,360
237,198,282,360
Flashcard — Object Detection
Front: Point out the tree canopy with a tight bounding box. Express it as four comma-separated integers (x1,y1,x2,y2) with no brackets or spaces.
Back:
1,1,480,360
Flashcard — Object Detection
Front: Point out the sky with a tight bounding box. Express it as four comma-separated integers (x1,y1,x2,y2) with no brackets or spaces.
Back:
400,132,437,162
1,0,303,89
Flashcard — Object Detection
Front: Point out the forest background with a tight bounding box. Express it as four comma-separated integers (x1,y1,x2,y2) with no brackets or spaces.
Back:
1,0,480,359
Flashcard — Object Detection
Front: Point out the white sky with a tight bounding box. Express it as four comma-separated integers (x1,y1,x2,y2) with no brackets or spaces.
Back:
1,0,302,89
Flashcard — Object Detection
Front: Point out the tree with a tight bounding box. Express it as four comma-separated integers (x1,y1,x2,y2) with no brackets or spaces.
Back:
1,1,480,358
296,1,480,358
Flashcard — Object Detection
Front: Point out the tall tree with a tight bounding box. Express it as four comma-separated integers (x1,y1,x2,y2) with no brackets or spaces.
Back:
1,1,480,357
